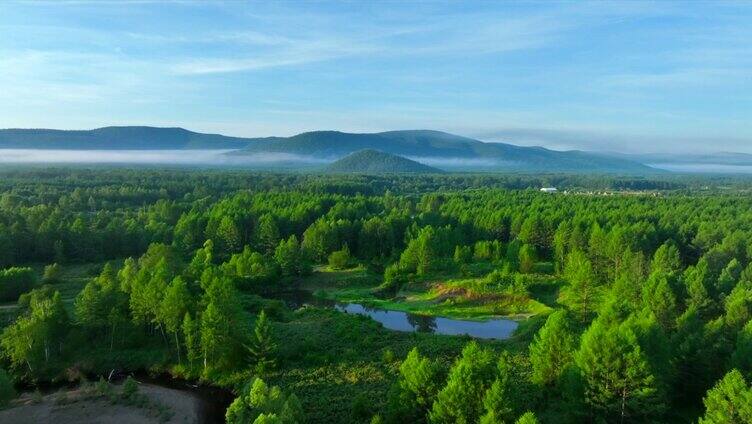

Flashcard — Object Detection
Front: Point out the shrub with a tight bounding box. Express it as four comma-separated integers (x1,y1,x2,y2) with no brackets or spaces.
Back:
122,376,139,401
0,368,16,407
42,263,63,283
328,245,352,270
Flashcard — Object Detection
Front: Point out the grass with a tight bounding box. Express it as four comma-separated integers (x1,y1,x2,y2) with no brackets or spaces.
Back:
270,307,509,423
307,267,556,321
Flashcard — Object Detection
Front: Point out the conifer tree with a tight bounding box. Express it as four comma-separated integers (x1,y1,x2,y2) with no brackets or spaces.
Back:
529,310,576,387
250,310,277,374
429,342,496,424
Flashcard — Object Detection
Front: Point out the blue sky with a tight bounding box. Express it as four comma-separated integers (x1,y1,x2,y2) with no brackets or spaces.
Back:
0,1,750,153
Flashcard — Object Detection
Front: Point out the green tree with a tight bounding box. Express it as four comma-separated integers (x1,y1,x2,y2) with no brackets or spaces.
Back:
479,354,515,424
257,214,281,254
274,236,309,276
518,244,536,274
575,318,663,422
386,347,441,423
641,273,678,331
698,369,752,424
732,320,752,379
1,290,69,376
226,378,304,424
529,310,576,387
42,263,62,284
182,312,200,365
559,250,599,319
249,310,277,374
429,342,496,424
200,277,246,372
515,412,539,424
158,276,192,363
328,244,352,270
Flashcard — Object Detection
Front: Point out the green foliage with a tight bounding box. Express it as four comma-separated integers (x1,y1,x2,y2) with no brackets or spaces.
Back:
328,244,352,270
249,310,277,375
1,289,69,378
275,235,310,277
698,369,752,424
0,267,36,302
122,376,139,400
514,412,539,424
518,244,536,274
559,250,598,319
429,342,496,424
42,263,63,284
529,310,576,387
732,320,752,379
0,368,15,407
226,378,304,424
575,317,663,422
386,347,441,423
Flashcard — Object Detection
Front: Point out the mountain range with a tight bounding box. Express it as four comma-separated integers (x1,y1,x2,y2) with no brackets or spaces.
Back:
0,126,659,173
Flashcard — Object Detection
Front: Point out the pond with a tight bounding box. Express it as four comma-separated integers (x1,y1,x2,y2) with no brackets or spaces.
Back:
335,303,518,340
278,290,519,340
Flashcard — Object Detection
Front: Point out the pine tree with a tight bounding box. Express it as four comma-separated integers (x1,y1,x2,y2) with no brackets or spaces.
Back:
515,412,539,424
429,342,496,424
559,250,599,319
698,369,752,424
257,214,281,254
575,318,663,422
518,244,536,274
651,241,682,275
386,347,440,423
250,310,277,374
732,320,752,379
529,310,576,387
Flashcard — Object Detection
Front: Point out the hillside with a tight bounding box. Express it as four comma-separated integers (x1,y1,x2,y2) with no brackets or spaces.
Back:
324,149,442,174
0,126,251,150
236,130,656,173
0,126,657,172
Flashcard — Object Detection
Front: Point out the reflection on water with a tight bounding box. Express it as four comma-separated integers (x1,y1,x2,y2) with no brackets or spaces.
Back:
276,290,519,340
335,303,518,340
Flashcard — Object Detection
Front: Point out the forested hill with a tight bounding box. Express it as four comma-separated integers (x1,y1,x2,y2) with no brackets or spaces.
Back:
0,126,251,150
234,130,656,173
324,149,443,174
0,126,656,173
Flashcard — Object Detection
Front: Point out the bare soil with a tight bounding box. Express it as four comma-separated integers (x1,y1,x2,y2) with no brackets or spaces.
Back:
0,382,203,424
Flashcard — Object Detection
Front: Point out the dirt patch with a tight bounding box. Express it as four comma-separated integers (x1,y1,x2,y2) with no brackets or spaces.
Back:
0,382,203,424
430,283,502,303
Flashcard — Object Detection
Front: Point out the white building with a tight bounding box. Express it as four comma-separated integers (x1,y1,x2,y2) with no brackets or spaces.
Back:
540,187,558,193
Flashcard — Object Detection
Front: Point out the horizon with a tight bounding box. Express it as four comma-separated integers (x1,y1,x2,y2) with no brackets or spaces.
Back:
1,1,751,154
1,125,751,157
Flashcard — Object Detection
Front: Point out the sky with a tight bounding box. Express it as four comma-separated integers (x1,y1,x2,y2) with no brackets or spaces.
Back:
0,1,750,154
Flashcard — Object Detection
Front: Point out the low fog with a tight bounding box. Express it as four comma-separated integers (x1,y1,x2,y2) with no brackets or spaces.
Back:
0,150,329,166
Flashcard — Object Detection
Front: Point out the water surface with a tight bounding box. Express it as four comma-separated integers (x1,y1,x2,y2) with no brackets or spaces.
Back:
278,290,518,340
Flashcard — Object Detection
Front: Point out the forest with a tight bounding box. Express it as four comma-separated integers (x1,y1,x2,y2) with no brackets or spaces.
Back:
0,167,751,423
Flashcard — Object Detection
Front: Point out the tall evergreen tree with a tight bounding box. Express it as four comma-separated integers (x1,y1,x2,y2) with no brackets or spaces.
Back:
429,342,496,424
529,310,576,387
575,318,663,422
698,369,752,424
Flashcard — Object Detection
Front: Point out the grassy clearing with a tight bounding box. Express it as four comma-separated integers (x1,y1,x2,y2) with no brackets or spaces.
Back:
269,307,510,423
308,268,557,321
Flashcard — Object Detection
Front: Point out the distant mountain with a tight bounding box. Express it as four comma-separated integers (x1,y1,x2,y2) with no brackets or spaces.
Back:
235,130,655,173
325,149,442,174
599,151,752,173
620,152,752,166
0,126,249,150
0,126,657,173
